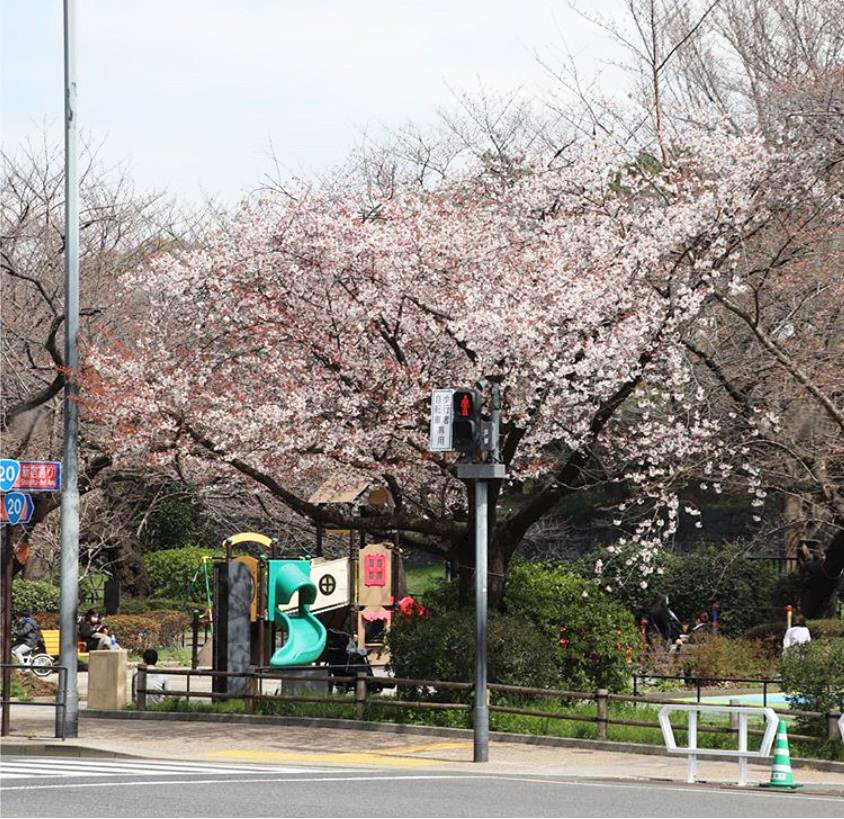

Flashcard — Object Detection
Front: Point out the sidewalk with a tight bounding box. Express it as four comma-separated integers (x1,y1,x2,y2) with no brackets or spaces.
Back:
2,707,843,791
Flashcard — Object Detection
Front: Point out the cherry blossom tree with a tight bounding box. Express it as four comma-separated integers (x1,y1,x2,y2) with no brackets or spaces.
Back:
536,0,844,611
1,136,196,580
82,122,828,607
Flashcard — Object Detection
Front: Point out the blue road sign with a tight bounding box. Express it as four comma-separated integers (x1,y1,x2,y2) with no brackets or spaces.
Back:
0,459,20,493
1,492,34,525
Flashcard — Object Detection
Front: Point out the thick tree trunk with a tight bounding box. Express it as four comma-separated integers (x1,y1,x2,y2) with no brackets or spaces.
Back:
799,528,844,618
455,529,512,610
782,494,806,573
453,478,513,610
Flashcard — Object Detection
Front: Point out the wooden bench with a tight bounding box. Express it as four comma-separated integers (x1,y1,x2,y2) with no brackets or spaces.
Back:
41,629,89,663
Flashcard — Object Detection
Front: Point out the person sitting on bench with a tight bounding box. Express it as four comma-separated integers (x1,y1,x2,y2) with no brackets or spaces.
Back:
79,609,115,651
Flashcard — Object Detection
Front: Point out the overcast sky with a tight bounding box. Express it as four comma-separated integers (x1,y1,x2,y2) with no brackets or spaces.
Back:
2,1,624,202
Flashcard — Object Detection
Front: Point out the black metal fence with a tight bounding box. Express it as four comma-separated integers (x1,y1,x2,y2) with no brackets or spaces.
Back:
632,672,782,706
0,663,68,739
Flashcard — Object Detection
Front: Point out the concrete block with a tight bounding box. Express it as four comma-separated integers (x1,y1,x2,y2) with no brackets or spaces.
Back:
87,650,128,710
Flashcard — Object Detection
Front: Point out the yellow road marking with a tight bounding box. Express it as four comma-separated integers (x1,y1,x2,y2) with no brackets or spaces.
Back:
378,740,473,756
201,749,438,767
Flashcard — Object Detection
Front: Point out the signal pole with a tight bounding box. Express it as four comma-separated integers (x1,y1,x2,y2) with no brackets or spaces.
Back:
430,383,505,762
454,383,505,763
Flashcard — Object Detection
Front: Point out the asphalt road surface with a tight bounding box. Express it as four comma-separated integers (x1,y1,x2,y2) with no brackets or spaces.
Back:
1,756,842,818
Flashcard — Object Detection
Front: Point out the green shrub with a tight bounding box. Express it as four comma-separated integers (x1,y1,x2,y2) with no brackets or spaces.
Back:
679,637,777,679
142,548,219,600
387,607,558,699
118,597,186,614
580,543,780,636
504,562,641,692
388,564,640,695
780,639,844,737
11,580,60,615
663,545,779,636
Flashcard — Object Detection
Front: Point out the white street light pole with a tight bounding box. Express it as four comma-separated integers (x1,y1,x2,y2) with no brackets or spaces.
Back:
58,0,80,738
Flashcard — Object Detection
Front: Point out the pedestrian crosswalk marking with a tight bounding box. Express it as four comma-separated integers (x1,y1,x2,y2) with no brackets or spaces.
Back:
0,757,322,781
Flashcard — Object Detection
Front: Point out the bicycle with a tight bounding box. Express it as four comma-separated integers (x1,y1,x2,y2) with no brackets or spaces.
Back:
12,644,55,677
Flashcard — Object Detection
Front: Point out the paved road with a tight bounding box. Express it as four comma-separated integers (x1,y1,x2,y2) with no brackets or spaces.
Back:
1,756,842,817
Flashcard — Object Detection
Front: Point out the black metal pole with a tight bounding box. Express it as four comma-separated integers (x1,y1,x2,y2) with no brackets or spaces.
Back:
1,534,13,736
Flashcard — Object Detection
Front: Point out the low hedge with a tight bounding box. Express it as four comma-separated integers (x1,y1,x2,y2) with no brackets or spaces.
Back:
675,636,777,679
743,619,844,656
103,612,189,652
30,610,189,653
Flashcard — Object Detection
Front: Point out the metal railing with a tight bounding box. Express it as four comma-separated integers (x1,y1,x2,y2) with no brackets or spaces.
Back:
658,704,779,786
0,663,68,739
632,672,783,706
133,666,843,747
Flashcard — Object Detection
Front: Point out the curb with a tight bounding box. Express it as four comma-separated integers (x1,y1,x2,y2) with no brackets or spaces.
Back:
80,710,844,773
0,740,151,760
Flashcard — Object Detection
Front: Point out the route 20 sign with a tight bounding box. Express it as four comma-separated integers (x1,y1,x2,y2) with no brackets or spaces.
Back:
0,459,20,493
1,492,34,525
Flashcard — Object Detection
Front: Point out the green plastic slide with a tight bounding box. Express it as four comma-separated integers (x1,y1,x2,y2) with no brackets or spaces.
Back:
266,560,327,667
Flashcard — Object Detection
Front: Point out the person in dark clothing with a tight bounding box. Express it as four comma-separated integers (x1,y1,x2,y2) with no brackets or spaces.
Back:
79,609,113,651
648,596,671,643
12,610,42,665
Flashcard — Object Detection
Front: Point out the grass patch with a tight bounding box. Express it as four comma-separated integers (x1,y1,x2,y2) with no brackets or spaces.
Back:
404,564,445,595
128,646,193,666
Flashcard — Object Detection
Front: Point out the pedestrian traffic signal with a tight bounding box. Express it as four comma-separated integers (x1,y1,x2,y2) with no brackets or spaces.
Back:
452,388,480,453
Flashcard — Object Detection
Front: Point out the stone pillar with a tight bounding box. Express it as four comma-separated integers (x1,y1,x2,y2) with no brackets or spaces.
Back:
87,650,128,710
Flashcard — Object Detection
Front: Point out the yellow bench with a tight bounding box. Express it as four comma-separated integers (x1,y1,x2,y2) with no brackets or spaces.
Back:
41,629,89,663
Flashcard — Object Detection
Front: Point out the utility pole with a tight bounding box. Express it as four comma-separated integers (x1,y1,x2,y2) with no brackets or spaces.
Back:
58,0,80,738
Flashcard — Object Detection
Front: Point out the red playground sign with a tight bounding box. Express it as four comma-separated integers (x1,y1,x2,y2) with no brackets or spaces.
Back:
14,461,62,492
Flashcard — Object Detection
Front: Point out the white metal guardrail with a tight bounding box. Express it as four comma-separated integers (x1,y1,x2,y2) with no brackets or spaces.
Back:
658,704,779,786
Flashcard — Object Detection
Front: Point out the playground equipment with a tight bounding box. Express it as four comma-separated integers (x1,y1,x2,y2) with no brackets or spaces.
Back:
266,560,326,666
207,525,403,695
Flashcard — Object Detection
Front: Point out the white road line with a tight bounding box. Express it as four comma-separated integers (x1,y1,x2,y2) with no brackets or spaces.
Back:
0,774,471,791
0,759,324,780
1,757,292,770
1,773,841,804
1,762,291,774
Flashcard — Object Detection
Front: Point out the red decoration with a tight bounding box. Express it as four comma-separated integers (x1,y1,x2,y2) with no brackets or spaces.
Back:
363,554,386,586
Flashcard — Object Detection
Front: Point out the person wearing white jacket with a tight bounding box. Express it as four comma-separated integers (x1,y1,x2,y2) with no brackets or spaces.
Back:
782,614,811,654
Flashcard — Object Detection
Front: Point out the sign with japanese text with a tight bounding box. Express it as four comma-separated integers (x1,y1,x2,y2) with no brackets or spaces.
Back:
13,461,62,492
429,389,454,452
